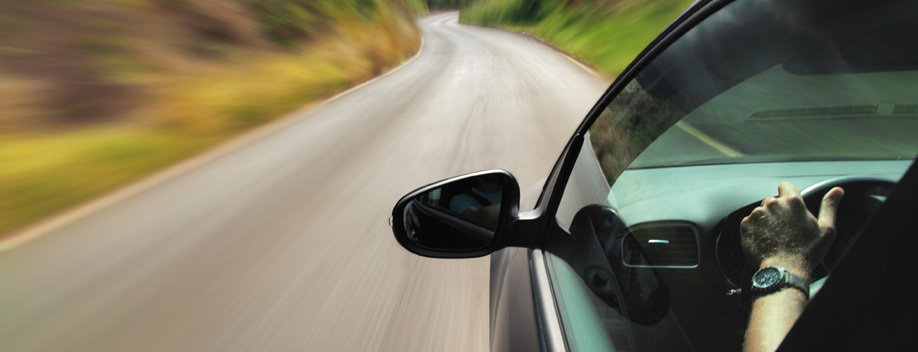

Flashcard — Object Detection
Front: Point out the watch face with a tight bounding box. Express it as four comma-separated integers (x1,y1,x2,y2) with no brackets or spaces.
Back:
753,267,782,289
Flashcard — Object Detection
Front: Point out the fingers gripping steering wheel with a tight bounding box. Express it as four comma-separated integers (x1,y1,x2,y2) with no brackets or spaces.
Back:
716,177,894,314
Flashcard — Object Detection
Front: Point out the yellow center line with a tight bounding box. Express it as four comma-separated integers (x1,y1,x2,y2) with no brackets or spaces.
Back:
675,121,743,157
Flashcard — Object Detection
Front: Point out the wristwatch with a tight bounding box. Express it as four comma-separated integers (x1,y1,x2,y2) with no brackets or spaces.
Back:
751,265,810,300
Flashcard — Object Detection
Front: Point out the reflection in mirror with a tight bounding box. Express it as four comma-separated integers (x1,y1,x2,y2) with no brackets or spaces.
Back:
402,174,504,251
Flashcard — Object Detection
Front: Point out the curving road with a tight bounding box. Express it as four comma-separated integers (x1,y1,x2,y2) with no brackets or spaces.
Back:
0,12,607,351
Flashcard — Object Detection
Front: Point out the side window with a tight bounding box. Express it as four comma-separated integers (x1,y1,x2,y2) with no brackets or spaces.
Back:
543,0,918,351
547,79,700,352
554,81,687,231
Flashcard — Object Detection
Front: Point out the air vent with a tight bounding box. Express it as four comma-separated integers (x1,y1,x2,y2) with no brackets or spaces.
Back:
893,104,918,115
623,223,699,268
749,105,878,120
749,103,918,120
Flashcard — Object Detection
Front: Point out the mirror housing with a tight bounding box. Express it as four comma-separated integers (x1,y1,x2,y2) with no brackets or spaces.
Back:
390,170,520,258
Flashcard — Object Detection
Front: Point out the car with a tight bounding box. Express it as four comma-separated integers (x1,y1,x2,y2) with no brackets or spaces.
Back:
390,0,918,350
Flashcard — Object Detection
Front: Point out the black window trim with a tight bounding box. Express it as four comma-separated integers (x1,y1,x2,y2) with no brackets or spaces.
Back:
531,0,735,246
524,0,739,350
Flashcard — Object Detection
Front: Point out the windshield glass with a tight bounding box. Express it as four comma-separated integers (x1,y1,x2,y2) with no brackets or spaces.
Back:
593,0,918,174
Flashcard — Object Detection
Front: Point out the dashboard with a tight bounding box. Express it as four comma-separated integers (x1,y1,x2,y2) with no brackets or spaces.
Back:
552,158,909,350
610,160,906,279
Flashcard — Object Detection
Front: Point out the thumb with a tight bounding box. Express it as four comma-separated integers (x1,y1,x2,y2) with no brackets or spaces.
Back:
817,187,845,231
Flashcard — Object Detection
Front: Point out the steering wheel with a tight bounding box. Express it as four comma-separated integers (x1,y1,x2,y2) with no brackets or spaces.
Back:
714,177,895,326
716,177,895,299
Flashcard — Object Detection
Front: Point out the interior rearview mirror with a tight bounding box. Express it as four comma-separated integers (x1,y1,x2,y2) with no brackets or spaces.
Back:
390,170,520,258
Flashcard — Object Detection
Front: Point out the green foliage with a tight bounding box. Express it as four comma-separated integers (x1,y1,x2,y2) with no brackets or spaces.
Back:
590,81,686,184
461,0,694,77
0,0,427,235
0,0,426,123
247,0,424,47
460,0,545,25
427,0,464,10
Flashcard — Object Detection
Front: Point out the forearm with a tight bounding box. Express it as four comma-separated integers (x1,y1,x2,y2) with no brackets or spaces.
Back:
744,259,811,352
745,288,807,352
741,183,841,352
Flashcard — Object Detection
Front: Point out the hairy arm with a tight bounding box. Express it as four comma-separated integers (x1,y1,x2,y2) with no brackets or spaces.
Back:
741,182,844,352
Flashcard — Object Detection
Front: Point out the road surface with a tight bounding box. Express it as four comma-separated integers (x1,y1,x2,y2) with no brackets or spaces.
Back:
0,12,607,351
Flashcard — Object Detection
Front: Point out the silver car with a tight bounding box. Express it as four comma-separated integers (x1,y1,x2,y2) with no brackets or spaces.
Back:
392,0,918,350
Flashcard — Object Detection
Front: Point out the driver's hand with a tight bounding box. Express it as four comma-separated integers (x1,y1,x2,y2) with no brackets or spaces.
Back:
740,182,844,279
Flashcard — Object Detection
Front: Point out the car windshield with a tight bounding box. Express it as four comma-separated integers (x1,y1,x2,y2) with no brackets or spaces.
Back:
590,0,918,177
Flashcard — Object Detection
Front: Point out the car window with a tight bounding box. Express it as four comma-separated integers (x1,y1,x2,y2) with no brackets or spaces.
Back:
545,0,918,350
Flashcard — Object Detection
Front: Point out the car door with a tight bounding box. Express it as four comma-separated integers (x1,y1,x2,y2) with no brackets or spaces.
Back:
489,247,541,351
529,0,918,350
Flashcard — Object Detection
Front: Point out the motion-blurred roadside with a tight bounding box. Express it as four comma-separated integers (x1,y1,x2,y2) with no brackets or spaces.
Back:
0,0,692,239
0,0,425,235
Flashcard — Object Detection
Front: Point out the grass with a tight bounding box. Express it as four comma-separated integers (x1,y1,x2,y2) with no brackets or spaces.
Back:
0,128,216,233
461,0,695,78
0,19,420,236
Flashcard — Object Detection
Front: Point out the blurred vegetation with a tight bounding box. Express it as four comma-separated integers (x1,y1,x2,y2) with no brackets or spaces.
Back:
459,0,694,78
0,0,428,235
427,0,465,10
590,80,686,185
0,0,691,235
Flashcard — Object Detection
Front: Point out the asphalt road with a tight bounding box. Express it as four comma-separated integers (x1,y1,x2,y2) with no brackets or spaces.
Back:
0,12,607,351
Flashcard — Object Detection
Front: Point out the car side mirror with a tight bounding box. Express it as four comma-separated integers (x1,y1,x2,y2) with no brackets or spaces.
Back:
390,170,520,258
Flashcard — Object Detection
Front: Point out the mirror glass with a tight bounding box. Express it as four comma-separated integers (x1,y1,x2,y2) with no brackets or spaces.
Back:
402,174,504,251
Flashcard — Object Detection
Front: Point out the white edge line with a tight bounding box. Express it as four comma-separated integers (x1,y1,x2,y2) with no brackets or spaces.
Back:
0,36,427,252
562,54,604,80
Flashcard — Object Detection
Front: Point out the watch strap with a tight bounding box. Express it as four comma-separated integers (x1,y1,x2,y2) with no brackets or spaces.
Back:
782,268,810,300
